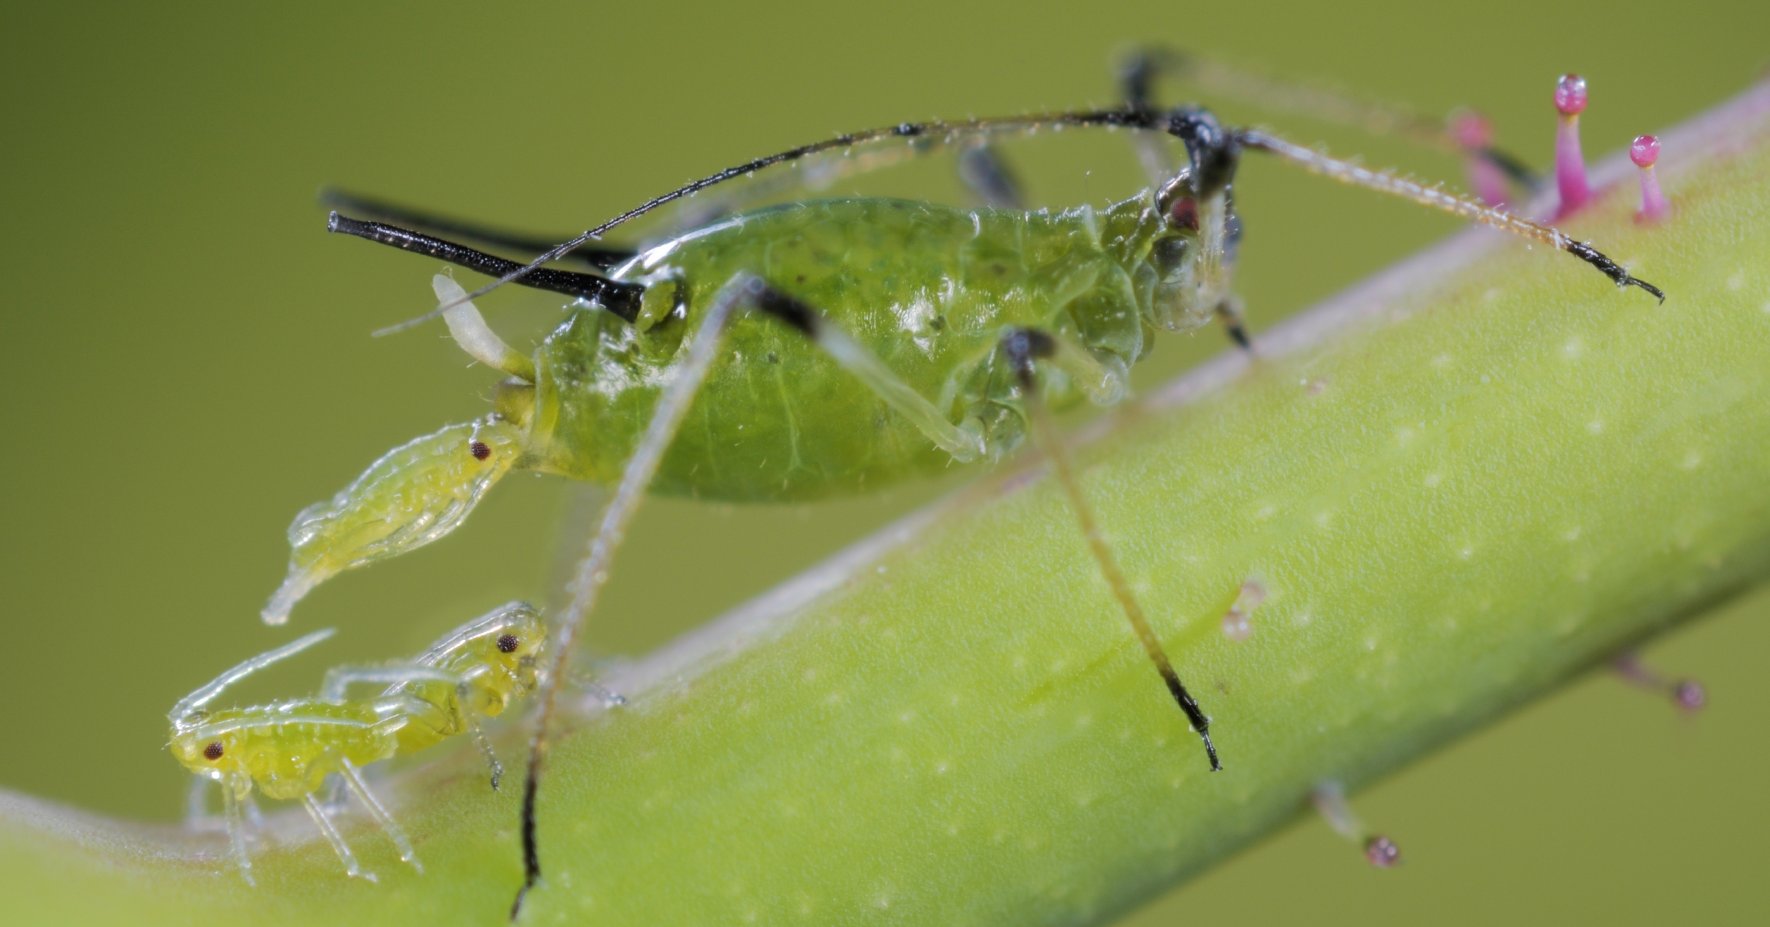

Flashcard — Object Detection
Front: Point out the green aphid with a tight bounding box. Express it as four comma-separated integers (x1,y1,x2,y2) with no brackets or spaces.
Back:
264,61,1666,910
169,602,547,883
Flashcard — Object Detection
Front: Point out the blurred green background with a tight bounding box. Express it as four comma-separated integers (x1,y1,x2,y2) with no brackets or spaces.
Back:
2,1,1764,923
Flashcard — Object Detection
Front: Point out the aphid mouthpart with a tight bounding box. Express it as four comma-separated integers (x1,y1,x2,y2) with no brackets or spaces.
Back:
1554,73,1592,216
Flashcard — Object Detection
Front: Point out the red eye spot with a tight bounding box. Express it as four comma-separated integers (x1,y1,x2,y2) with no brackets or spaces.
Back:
1168,196,1199,231
470,441,492,461
203,742,225,761
497,634,520,654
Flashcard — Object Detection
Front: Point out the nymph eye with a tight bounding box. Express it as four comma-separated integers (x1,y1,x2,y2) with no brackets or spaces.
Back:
203,741,225,761
470,440,492,461
497,634,520,654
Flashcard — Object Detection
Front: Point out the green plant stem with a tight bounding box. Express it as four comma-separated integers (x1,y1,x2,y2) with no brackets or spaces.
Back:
7,82,1769,927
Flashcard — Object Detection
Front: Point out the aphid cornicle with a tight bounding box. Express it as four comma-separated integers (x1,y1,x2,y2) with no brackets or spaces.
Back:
169,602,546,883
266,55,1663,910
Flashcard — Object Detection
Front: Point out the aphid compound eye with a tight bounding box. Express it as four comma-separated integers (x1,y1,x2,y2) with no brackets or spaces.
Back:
1167,195,1200,230
203,741,225,761
470,440,492,461
497,634,520,654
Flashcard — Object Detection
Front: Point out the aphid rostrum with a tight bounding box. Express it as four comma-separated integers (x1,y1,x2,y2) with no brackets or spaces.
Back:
265,59,1664,910
169,601,545,883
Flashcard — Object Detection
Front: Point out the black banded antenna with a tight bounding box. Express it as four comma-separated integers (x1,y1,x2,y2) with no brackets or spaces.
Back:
372,104,1659,336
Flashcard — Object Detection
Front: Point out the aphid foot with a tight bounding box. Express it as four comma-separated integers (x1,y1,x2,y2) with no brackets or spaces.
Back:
1312,782,1400,867
1613,652,1708,713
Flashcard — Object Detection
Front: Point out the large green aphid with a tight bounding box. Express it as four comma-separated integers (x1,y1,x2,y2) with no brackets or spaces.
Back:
266,111,1660,624
271,80,1664,911
169,602,548,884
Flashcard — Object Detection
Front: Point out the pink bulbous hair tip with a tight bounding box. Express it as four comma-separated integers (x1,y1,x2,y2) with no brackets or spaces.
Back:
1554,73,1590,216
1631,134,1670,222
1452,110,1509,206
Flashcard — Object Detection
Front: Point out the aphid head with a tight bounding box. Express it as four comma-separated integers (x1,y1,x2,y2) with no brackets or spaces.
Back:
262,418,525,624
1138,171,1241,333
485,606,546,698
170,728,245,781
1127,106,1245,333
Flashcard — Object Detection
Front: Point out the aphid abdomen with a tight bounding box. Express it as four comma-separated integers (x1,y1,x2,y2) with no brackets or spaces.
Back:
529,198,1154,501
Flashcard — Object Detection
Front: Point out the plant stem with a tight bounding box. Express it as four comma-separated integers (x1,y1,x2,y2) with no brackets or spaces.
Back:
7,81,1769,927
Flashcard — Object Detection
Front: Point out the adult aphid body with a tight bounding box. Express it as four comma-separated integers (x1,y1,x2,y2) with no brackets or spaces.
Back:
265,115,1242,625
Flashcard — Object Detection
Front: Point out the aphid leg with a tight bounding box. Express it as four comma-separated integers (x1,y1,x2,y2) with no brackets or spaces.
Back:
184,775,213,831
242,793,268,833
1311,781,1401,868
516,274,806,917
735,285,995,461
1613,652,1707,713
1000,326,1221,772
572,674,629,708
957,143,1027,209
1214,297,1254,355
337,759,421,871
220,778,256,886
460,708,505,791
1118,47,1186,183
320,189,635,271
301,792,375,882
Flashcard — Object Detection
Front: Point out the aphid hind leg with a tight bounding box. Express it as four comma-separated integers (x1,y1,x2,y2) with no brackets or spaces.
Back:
301,792,375,881
999,327,1221,772
516,274,809,917
338,759,421,871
